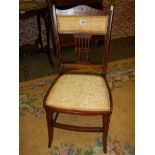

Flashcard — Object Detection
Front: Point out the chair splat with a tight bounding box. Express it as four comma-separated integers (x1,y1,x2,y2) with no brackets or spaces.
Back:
74,34,91,64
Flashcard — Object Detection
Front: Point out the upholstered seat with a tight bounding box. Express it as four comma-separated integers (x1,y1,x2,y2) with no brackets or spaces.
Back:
46,74,110,111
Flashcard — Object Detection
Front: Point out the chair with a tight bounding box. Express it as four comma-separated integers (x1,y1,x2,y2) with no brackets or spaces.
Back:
44,1,114,153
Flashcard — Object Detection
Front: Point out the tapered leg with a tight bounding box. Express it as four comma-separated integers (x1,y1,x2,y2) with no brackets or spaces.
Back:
45,109,54,148
102,114,110,153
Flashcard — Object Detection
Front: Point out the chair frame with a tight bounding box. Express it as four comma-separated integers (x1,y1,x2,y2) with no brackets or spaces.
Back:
44,1,114,153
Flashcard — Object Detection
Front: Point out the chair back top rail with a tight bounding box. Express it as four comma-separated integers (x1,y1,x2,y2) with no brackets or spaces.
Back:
56,5,104,16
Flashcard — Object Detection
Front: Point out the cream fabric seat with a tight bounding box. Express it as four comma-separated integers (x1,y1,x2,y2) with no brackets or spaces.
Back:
46,74,110,111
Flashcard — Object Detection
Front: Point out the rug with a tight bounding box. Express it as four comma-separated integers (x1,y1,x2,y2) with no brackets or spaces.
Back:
19,58,135,155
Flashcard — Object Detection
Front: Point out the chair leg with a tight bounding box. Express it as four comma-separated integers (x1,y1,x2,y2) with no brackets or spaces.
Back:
102,115,110,153
45,109,54,148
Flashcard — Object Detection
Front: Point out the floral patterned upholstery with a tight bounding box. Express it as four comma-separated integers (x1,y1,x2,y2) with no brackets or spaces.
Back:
46,74,110,111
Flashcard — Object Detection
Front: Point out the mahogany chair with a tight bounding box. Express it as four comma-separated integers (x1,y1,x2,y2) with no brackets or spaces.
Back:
44,1,114,153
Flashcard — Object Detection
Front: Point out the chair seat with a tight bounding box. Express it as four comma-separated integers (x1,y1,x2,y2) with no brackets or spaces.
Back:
46,74,110,111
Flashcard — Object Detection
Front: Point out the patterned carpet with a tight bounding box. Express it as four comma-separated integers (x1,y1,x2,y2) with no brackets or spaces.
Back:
19,58,135,155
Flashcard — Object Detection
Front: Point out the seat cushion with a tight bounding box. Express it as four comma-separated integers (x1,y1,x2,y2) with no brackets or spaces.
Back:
46,74,110,111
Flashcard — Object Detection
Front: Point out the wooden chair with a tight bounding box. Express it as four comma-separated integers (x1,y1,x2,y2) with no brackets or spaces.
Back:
44,1,114,153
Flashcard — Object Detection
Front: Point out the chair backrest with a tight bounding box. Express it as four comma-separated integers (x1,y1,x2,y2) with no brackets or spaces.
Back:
47,1,114,75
